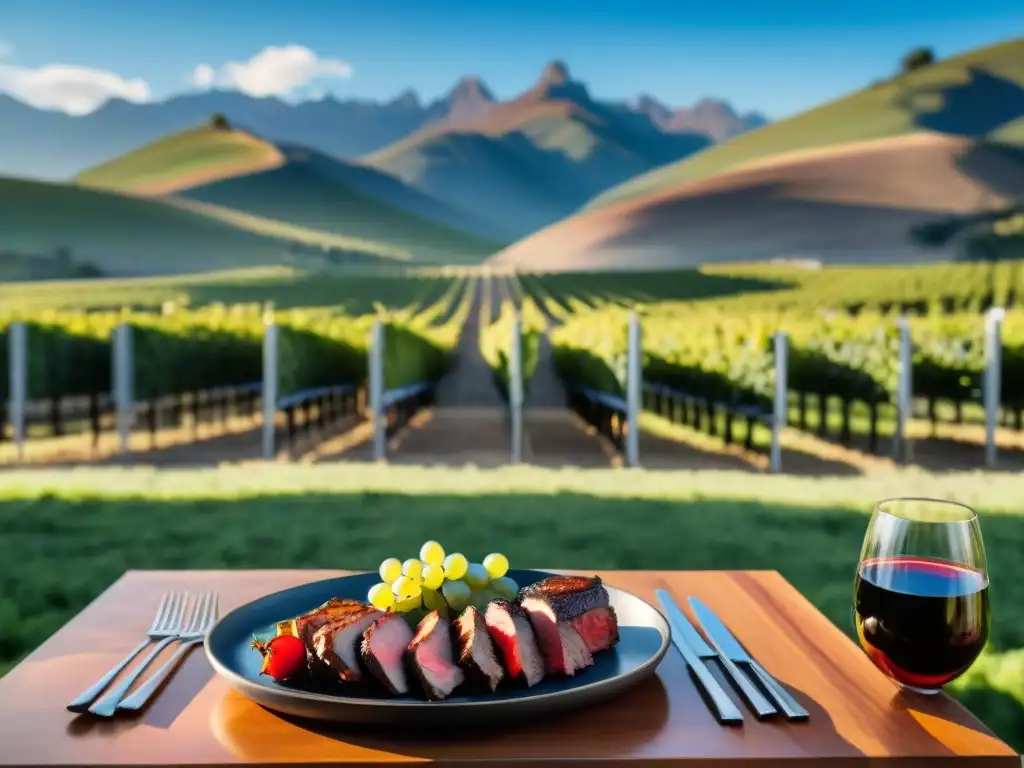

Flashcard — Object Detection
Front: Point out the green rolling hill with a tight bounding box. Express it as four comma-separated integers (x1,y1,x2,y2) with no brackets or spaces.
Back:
587,37,1024,211
70,125,504,267
0,176,333,277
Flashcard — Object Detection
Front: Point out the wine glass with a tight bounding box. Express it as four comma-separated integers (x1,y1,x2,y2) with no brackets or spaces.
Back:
853,498,990,694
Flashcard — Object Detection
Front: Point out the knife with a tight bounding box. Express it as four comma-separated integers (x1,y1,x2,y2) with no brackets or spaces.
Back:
654,590,743,725
689,596,809,721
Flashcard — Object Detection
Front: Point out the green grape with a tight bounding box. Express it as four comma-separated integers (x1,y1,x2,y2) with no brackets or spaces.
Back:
422,587,448,615
368,582,396,610
490,576,519,601
483,553,509,580
379,557,402,583
395,594,422,613
441,579,472,612
419,540,446,566
402,558,423,581
392,575,422,601
442,552,468,580
464,563,490,590
471,588,497,611
421,563,444,590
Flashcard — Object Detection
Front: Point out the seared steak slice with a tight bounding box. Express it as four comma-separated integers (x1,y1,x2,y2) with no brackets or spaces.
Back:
311,603,383,683
407,610,465,701
520,575,614,674
294,598,368,648
570,605,620,654
483,599,545,687
361,613,415,695
455,606,505,692
521,597,594,677
519,575,610,620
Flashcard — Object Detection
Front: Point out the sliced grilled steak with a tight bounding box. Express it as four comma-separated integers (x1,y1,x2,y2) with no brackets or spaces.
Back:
310,603,383,683
483,599,545,687
294,598,368,648
407,610,465,701
361,613,414,695
519,575,610,619
519,575,616,673
570,605,620,654
455,606,505,692
521,597,594,676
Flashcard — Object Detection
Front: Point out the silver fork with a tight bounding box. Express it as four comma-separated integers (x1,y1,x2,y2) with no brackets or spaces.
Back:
116,592,219,713
67,591,188,714
87,592,194,717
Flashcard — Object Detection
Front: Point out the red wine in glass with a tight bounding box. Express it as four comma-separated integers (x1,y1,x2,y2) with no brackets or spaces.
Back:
854,499,989,694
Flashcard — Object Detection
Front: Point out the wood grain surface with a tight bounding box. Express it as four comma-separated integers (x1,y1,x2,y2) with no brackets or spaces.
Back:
0,569,1016,767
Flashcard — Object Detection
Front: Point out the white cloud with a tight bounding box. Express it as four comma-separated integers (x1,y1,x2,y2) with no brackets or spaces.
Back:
0,62,149,114
190,45,352,97
191,63,215,89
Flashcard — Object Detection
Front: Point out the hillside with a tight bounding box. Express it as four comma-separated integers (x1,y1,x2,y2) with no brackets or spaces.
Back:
359,61,715,237
72,125,503,263
487,133,1024,271
0,176,342,277
587,37,1024,210
74,125,286,194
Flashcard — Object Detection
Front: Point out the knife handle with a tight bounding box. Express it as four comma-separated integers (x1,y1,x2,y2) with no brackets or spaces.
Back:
684,657,744,725
716,654,777,719
749,659,809,721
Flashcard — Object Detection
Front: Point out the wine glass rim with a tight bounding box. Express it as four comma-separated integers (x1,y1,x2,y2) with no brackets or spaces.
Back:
874,497,978,523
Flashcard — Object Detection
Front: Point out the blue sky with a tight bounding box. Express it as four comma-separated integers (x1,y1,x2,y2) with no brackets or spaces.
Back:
0,0,1021,117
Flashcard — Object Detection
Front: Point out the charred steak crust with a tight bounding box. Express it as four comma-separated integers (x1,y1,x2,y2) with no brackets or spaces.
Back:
311,604,382,683
294,598,367,647
519,575,610,620
455,606,505,692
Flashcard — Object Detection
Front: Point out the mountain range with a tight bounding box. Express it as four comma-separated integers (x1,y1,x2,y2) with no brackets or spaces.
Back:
6,39,1019,278
0,60,769,182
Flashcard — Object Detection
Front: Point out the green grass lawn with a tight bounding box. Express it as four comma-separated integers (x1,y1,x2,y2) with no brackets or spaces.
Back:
2,465,1024,748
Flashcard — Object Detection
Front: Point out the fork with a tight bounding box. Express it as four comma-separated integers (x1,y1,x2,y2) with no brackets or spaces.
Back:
116,592,219,713
67,591,188,714
87,592,194,717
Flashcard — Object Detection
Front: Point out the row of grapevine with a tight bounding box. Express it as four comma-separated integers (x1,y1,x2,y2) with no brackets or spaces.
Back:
548,304,1024,446
523,260,1024,319
0,274,469,402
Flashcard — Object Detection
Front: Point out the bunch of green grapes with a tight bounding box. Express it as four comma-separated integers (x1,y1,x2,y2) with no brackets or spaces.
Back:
366,541,518,620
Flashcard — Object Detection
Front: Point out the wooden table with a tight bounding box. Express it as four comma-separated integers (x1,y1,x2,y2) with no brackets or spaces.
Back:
0,569,1016,767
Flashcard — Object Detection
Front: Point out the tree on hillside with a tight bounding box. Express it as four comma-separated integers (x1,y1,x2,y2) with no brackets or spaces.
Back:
901,47,935,73
210,112,231,130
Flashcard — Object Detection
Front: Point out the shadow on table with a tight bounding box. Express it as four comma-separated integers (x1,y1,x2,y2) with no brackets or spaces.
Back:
207,670,879,762
65,651,215,733
207,676,677,761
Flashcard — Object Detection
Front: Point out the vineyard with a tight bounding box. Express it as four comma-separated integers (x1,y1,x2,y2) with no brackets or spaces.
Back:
0,273,473,455
519,260,1024,461
5,258,1024,468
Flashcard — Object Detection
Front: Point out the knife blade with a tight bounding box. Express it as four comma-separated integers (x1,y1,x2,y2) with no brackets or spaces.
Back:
654,590,743,725
688,596,808,721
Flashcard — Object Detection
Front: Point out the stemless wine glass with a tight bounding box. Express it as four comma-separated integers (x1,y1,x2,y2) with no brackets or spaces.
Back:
853,498,990,694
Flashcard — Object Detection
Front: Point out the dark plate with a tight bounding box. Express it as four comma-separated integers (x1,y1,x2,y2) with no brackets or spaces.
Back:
205,570,670,726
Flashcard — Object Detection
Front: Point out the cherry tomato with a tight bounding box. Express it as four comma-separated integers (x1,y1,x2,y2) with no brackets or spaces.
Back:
251,634,307,681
